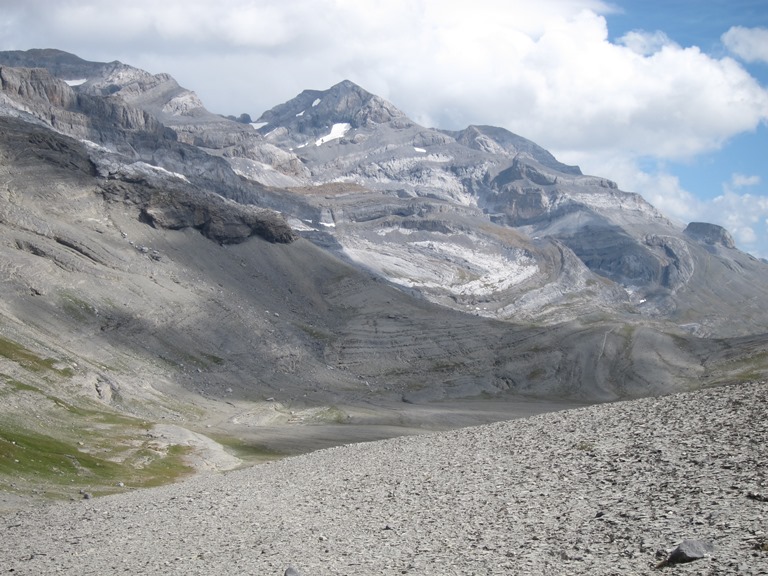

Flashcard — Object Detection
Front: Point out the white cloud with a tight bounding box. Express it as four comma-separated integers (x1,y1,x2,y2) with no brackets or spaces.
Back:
618,29,675,56
2,0,768,256
722,26,768,64
704,191,768,254
3,2,766,156
728,173,762,189
702,173,768,255
565,155,768,259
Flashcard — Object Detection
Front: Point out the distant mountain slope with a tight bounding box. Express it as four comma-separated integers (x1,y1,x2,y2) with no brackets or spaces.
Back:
252,79,768,336
3,47,768,336
1,49,768,501
3,49,768,337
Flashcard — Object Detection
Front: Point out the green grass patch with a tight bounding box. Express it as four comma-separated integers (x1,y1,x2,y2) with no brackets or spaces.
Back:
1,377,39,394
0,376,144,426
574,440,595,452
314,405,349,424
0,426,123,480
0,382,194,499
59,292,97,322
0,421,194,499
0,337,73,377
121,444,194,489
430,359,465,372
201,353,225,366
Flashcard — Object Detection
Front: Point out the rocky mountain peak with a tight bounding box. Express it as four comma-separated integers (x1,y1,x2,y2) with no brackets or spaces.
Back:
453,124,582,175
0,48,114,80
684,222,736,249
256,79,408,143
321,79,407,126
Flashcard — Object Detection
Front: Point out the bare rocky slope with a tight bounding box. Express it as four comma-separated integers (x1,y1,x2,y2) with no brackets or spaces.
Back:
0,50,767,505
2,381,766,575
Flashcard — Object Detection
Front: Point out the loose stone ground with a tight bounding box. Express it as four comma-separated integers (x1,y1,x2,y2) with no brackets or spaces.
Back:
1,381,766,575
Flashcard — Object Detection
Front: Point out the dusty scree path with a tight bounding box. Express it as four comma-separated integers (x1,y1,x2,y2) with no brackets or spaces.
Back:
1,381,766,575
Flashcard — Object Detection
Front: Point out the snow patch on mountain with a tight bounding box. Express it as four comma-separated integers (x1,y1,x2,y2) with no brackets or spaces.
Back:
64,78,86,86
114,161,190,183
342,229,537,301
316,123,351,146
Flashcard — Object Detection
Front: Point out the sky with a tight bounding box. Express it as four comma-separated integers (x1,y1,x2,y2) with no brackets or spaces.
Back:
2,0,768,257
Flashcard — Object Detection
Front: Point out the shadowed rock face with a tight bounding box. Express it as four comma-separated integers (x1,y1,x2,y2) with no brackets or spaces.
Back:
126,181,296,245
0,116,294,245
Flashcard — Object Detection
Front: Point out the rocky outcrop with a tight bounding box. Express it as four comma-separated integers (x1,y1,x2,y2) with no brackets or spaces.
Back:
134,184,296,244
0,65,75,108
452,124,582,175
0,65,172,141
0,48,108,79
0,64,266,206
257,79,408,138
684,221,736,249
0,113,294,245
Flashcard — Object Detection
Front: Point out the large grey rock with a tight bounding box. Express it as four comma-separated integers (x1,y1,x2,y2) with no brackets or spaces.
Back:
666,539,715,564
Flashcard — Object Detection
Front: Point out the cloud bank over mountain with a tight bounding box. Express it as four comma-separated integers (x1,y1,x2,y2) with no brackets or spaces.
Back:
2,0,767,255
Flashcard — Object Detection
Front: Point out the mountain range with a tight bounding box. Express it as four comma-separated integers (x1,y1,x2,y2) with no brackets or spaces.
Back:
0,48,766,501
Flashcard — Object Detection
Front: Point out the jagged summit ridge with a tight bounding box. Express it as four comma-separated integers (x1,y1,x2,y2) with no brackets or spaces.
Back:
0,48,118,80
257,79,407,138
450,124,582,175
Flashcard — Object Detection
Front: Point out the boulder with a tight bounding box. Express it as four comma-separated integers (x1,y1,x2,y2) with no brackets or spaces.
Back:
664,539,714,565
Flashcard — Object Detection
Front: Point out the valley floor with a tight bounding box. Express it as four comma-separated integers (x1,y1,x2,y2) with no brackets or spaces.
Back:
1,382,766,575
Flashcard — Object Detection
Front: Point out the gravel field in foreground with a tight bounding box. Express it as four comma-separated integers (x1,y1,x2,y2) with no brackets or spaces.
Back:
1,382,767,575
